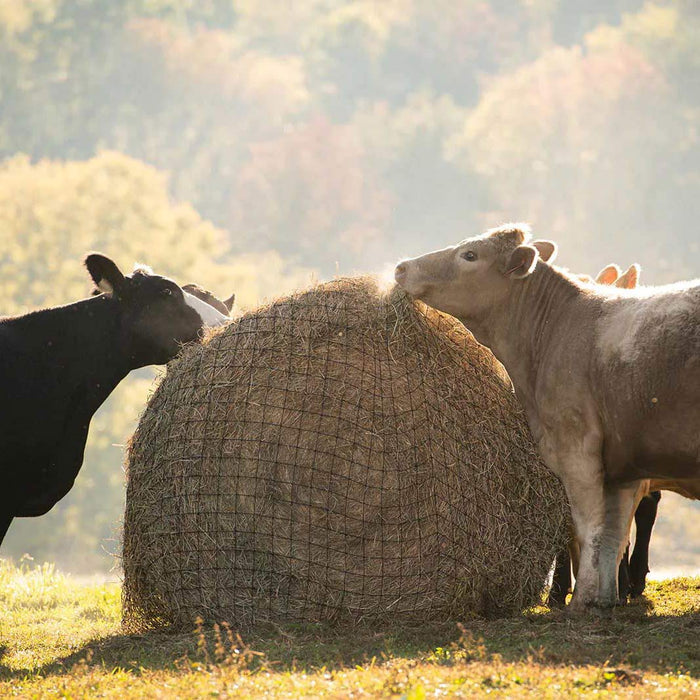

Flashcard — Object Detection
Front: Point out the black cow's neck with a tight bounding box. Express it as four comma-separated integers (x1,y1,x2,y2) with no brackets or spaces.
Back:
10,295,132,405
0,294,138,522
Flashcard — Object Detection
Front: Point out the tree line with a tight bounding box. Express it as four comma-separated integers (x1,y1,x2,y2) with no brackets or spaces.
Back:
1,0,698,570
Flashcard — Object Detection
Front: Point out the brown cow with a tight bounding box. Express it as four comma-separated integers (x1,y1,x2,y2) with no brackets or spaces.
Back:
395,224,700,613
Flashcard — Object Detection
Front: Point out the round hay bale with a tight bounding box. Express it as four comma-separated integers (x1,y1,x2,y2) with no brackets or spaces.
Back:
122,277,569,631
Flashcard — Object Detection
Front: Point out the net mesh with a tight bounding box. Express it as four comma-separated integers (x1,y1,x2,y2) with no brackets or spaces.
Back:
122,278,569,631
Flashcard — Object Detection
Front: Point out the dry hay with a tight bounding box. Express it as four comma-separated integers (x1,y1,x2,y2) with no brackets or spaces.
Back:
122,277,569,631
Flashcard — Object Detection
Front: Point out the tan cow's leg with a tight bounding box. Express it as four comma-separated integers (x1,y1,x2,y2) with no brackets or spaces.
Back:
560,468,606,614
597,482,647,607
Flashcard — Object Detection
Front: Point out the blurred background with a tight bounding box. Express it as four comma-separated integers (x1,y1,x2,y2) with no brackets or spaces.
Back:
1,0,698,576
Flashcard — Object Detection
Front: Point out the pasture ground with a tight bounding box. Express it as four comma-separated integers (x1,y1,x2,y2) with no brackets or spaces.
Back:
0,559,698,698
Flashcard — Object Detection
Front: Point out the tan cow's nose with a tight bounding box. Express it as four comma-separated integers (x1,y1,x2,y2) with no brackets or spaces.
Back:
395,262,408,282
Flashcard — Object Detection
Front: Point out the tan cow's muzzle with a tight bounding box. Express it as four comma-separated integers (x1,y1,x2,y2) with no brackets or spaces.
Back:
394,259,425,298
394,261,408,285
395,259,426,299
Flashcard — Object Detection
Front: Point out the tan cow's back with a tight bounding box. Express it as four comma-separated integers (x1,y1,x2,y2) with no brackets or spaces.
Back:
592,281,700,482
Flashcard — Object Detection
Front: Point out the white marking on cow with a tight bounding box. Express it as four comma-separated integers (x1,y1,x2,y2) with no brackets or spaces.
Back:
96,278,114,296
183,291,229,327
597,304,648,363
597,285,697,363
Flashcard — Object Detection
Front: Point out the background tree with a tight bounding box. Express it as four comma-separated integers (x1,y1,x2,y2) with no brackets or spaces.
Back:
448,42,694,280
0,152,312,571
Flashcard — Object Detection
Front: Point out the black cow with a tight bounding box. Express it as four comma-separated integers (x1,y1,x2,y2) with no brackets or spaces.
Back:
0,253,229,546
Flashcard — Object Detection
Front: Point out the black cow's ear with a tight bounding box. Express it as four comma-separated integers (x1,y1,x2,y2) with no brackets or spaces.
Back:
85,253,128,298
223,293,235,313
505,245,538,279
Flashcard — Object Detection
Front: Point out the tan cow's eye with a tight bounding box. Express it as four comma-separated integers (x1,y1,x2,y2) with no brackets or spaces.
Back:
461,251,477,262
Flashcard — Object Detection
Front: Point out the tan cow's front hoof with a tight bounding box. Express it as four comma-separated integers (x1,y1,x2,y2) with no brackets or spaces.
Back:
566,604,614,619
567,594,615,618
591,603,614,619
565,598,588,616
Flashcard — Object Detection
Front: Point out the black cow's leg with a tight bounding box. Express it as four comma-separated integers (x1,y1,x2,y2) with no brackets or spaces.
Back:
0,513,13,548
617,544,630,604
629,491,661,598
548,549,572,607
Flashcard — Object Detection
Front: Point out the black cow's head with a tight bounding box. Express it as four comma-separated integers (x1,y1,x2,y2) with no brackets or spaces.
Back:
85,253,229,368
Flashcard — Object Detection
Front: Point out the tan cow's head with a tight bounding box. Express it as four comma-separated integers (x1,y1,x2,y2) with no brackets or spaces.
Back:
394,224,556,322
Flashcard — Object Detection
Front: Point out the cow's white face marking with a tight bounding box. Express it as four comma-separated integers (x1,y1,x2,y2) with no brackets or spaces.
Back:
183,291,229,327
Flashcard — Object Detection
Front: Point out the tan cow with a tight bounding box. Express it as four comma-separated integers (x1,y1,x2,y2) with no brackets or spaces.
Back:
550,262,657,606
395,224,700,613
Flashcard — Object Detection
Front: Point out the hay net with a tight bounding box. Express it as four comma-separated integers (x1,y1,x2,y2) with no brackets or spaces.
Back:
123,277,569,631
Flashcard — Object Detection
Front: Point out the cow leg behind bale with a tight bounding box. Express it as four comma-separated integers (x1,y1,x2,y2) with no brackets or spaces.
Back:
629,491,661,597
549,549,572,607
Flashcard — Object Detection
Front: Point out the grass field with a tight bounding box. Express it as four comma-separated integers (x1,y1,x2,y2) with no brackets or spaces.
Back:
0,559,698,698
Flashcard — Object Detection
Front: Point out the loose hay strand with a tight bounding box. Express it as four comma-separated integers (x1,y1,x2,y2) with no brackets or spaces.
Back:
122,277,569,631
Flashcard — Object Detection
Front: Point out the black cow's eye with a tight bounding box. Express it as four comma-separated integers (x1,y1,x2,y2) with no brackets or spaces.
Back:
162,287,173,296
461,250,477,262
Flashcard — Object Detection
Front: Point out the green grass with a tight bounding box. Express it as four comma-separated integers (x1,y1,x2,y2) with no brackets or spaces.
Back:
1,559,698,698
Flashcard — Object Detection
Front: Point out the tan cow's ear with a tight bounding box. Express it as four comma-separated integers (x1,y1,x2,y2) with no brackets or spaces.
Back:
506,245,538,279
531,240,557,263
595,264,621,286
615,263,640,289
